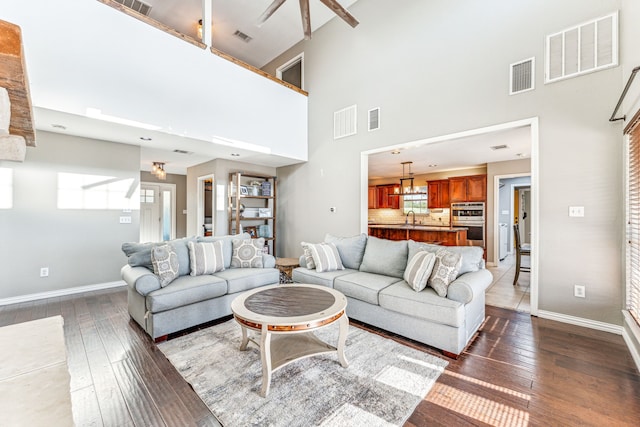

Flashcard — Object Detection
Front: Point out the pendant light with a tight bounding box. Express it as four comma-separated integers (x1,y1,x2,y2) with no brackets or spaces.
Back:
394,161,427,196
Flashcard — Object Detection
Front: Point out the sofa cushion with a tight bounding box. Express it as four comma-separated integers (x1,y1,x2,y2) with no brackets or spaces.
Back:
231,238,265,268
198,233,250,269
428,249,462,297
307,242,344,273
146,274,227,313
359,236,408,279
379,282,465,328
300,242,316,270
324,233,368,270
123,237,196,277
215,268,279,294
334,272,403,305
188,241,225,276
292,267,355,288
403,251,437,292
408,240,483,276
151,244,179,287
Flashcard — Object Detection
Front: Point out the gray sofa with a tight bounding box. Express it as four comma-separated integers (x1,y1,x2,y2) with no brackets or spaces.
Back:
292,234,493,357
122,234,279,340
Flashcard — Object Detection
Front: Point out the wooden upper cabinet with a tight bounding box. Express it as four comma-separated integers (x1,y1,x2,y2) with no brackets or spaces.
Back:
376,184,400,209
449,174,487,203
427,180,450,208
368,186,377,209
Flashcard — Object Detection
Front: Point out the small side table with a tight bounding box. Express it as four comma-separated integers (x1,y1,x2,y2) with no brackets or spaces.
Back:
275,257,300,283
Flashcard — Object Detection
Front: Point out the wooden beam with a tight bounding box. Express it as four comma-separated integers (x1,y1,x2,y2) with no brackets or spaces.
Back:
0,19,35,147
299,0,312,40
319,0,359,28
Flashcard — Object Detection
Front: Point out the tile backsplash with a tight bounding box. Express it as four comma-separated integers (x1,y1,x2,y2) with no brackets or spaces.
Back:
368,208,450,226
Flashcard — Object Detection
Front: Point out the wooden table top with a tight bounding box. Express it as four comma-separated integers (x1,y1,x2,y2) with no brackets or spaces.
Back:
275,257,300,267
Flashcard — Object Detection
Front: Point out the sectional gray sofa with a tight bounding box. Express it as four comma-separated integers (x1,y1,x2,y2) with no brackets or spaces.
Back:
121,233,279,340
292,234,493,357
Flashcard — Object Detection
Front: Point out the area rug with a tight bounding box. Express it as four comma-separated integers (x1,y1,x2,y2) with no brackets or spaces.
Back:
158,320,448,427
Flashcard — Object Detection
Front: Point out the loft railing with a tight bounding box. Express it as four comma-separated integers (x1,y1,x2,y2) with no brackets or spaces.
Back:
610,66,640,122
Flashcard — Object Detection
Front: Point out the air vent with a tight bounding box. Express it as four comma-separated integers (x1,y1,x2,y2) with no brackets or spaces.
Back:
490,144,509,150
114,0,152,16
510,57,535,95
334,105,357,140
368,107,380,131
173,149,192,155
233,30,253,43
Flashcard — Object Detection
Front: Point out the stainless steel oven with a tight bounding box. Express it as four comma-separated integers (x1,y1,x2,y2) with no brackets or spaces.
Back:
451,202,485,247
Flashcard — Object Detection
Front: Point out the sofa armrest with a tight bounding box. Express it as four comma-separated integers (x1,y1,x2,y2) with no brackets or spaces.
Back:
262,254,276,268
121,265,160,296
447,269,493,304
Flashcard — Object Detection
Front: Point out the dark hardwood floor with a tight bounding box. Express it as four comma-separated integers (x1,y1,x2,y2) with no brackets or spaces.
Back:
1,286,639,426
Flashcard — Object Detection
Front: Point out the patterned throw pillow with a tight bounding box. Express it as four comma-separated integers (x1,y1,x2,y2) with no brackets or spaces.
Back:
151,244,179,287
188,240,225,276
307,242,344,273
404,251,437,292
300,242,316,269
428,248,463,297
231,238,265,268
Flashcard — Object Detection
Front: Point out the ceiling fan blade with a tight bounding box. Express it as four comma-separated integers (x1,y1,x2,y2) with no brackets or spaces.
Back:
319,0,359,28
257,0,287,25
299,0,312,39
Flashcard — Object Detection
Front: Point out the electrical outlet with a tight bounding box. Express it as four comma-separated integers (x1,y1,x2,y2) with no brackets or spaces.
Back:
40,267,49,277
330,207,336,213
574,284,586,298
569,206,585,217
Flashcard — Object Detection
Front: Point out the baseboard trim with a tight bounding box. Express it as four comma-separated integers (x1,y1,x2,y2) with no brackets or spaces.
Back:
0,281,126,306
622,311,640,372
537,310,623,335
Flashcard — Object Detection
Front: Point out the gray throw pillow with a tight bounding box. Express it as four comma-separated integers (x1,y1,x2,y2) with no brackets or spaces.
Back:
407,240,483,276
198,233,250,269
151,244,179,287
404,251,437,292
231,238,265,268
188,241,225,276
428,248,463,297
324,233,367,270
359,236,408,279
306,242,345,273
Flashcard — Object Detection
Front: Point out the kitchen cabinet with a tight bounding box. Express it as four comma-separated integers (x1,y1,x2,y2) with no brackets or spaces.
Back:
449,174,486,203
368,186,377,209
427,179,450,208
368,226,468,246
376,184,400,209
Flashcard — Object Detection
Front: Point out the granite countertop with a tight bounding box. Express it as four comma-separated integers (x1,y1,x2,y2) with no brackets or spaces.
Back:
367,224,468,232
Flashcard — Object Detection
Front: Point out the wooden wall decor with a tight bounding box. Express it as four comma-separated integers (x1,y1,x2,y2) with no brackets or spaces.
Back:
0,19,35,148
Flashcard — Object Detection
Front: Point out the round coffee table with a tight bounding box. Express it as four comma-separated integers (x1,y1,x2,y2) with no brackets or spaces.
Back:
230,284,349,397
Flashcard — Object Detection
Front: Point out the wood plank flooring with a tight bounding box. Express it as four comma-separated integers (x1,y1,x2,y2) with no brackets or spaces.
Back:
1,286,638,426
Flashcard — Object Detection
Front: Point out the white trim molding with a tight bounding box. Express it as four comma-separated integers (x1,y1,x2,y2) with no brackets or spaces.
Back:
622,311,640,372
537,310,623,335
0,281,126,306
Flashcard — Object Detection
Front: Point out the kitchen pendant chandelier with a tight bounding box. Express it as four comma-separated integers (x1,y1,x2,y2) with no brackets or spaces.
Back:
151,162,167,180
393,161,427,196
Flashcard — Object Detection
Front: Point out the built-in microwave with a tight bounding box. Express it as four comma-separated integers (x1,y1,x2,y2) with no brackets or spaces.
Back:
451,202,485,247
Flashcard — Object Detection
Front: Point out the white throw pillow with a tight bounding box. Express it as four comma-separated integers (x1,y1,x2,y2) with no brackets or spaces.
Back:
307,242,344,273
300,242,317,269
404,251,437,292
188,240,225,276
428,248,462,297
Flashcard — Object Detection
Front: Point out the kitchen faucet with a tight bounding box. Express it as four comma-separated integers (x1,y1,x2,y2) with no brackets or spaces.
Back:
406,210,416,226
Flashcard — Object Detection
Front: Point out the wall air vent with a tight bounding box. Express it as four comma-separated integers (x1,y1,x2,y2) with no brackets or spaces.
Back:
114,0,152,16
334,105,357,139
233,30,253,43
490,144,509,150
173,149,192,155
510,57,535,95
368,107,380,131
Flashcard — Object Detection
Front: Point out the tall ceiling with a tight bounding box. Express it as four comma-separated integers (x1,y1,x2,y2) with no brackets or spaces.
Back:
141,0,359,68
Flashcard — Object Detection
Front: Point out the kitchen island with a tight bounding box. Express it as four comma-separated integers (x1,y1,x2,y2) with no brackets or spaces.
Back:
368,224,468,246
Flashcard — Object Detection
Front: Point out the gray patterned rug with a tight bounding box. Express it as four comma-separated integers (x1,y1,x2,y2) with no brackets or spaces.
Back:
158,320,448,427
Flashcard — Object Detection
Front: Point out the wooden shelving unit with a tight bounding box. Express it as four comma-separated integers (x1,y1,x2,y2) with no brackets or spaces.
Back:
228,172,277,256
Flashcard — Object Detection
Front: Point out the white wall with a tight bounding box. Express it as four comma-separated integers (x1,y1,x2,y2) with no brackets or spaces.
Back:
269,0,625,325
0,132,140,300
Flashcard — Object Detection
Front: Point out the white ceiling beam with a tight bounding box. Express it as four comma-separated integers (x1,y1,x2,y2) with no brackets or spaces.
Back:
202,0,212,46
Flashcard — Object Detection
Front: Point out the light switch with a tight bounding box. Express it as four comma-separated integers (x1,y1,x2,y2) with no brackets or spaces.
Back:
568,206,584,217
119,216,132,224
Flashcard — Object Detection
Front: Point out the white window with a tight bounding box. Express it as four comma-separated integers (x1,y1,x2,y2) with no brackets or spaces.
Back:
57,173,139,210
402,186,428,215
276,53,304,90
0,167,13,209
545,12,618,84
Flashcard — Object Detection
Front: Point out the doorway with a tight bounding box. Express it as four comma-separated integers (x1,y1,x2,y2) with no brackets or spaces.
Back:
197,175,215,237
140,182,176,242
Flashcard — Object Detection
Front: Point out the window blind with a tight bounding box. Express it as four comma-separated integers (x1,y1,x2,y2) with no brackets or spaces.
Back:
626,112,640,327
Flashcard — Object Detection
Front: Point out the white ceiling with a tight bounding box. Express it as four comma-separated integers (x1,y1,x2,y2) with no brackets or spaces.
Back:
368,125,532,179
143,0,359,68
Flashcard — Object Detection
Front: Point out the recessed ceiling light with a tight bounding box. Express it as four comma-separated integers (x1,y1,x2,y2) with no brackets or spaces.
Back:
516,153,528,158
391,150,401,155
173,149,191,154
490,144,509,150
51,124,67,130
428,164,438,167
231,153,240,157
139,137,152,141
